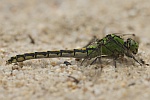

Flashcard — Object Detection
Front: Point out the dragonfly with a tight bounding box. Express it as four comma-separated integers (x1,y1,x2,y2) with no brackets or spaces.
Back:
6,34,142,68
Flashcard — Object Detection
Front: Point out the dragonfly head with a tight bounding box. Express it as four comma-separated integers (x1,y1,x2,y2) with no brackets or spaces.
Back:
124,38,139,54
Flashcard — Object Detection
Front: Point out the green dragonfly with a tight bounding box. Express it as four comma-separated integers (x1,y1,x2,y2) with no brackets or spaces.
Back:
6,34,142,67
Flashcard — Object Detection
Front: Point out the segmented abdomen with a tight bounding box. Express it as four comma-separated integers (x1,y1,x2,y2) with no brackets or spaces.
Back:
6,48,95,64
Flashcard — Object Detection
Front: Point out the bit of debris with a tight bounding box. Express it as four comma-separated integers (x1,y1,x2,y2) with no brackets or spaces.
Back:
68,75,79,84
64,61,72,66
28,34,35,44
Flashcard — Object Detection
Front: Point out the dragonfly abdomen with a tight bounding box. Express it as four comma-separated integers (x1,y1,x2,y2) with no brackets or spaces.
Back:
6,48,96,64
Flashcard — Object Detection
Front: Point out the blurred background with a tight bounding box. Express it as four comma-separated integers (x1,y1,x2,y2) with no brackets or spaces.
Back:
0,0,150,100
1,0,150,47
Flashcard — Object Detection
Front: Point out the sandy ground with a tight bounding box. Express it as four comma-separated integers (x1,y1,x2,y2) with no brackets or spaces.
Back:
0,0,150,100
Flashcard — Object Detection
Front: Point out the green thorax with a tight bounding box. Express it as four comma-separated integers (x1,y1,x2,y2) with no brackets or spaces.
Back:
87,34,125,57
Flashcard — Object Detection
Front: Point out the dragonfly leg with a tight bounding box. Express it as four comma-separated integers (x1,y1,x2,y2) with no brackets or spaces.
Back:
91,56,103,82
90,57,98,65
113,58,118,72
131,55,142,66
113,58,117,68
